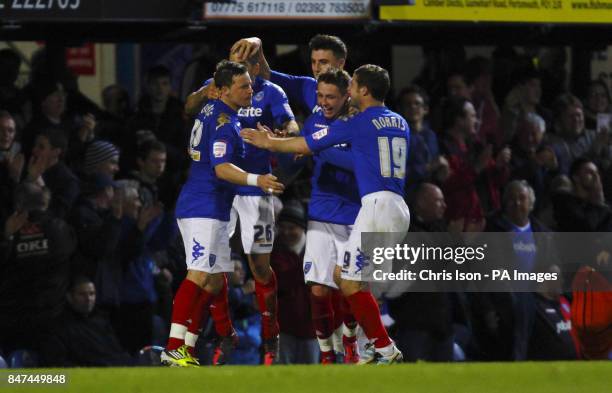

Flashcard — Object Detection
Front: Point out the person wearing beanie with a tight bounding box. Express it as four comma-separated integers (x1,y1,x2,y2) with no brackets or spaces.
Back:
270,200,319,364
82,140,120,179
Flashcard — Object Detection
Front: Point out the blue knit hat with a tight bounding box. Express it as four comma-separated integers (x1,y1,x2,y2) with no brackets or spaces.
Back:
84,140,119,172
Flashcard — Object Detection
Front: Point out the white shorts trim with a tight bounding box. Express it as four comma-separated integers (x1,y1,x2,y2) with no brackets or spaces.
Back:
177,217,233,273
303,220,352,288
228,195,275,254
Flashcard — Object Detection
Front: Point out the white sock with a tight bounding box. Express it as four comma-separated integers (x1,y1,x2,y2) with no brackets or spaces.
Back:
343,322,357,339
169,323,188,341
317,336,333,353
184,331,199,348
332,325,344,354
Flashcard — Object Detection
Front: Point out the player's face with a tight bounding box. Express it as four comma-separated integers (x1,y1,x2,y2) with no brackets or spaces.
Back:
140,150,166,179
0,116,16,150
311,49,344,79
317,82,348,119
227,72,253,109
68,282,96,316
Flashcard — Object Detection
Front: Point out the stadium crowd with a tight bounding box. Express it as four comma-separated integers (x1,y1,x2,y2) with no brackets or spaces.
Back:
0,38,611,368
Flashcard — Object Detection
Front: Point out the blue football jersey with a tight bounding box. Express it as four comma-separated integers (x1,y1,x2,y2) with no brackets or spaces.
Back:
302,111,360,225
270,70,318,114
203,77,294,196
305,106,410,198
176,100,245,221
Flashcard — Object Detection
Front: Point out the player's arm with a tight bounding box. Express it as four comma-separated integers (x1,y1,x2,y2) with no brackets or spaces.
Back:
231,37,271,80
214,163,284,194
318,148,354,171
185,81,219,116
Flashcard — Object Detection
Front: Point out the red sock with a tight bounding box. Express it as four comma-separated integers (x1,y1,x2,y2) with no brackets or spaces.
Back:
255,270,279,340
167,279,202,350
210,274,234,337
345,291,391,348
310,292,334,340
183,286,215,354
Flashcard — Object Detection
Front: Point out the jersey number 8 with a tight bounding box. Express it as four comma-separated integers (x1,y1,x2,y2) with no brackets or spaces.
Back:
378,136,406,179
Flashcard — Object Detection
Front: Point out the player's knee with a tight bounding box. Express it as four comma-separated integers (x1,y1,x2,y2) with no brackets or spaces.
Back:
186,270,209,289
203,273,224,294
310,284,330,297
339,279,360,297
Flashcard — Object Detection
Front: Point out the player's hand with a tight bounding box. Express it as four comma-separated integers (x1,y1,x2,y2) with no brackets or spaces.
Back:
4,210,28,238
205,81,220,100
257,173,284,195
230,37,262,62
240,127,272,149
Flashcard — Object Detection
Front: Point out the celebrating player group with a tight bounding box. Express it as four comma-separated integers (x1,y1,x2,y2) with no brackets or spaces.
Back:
161,34,410,367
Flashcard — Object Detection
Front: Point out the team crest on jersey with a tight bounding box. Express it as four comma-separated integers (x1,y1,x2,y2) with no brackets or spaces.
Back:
213,141,227,158
216,113,231,130
304,261,312,274
312,128,328,140
254,91,265,102
190,149,201,161
209,254,217,267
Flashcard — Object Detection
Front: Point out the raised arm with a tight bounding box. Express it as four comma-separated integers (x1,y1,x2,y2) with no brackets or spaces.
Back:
231,37,271,80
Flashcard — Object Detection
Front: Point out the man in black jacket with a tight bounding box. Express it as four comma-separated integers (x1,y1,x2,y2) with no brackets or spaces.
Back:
0,182,76,354
40,276,134,367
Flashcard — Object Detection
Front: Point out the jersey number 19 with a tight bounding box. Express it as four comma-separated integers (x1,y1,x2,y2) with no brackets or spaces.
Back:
378,137,406,179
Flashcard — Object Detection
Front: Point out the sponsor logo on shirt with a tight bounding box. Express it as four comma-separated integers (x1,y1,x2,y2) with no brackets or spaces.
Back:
213,142,227,158
312,128,328,140
238,107,263,118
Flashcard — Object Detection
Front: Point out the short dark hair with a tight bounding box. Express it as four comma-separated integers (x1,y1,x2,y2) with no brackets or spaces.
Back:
214,60,248,90
353,64,390,102
68,275,94,293
317,68,351,95
138,139,166,161
569,157,595,181
146,65,171,81
39,128,68,154
552,93,583,120
397,85,430,107
442,96,471,130
309,34,347,60
0,109,14,121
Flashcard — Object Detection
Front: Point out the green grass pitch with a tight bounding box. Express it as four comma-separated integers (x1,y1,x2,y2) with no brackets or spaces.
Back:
1,362,610,393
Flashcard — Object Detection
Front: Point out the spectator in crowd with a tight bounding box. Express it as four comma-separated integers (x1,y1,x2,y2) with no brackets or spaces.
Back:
0,182,76,355
388,183,456,362
583,79,611,131
501,67,551,144
528,265,578,360
552,158,612,232
271,201,318,364
129,65,187,173
0,48,27,128
40,276,135,367
510,112,558,214
82,140,120,179
465,56,502,148
114,180,174,354
0,111,24,219
26,129,80,220
97,84,132,149
22,79,96,163
439,96,511,231
549,93,610,175
226,257,261,365
396,86,446,198
475,180,553,360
